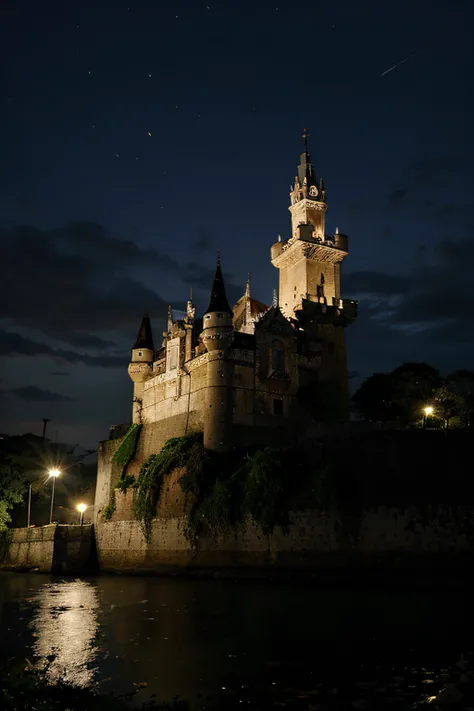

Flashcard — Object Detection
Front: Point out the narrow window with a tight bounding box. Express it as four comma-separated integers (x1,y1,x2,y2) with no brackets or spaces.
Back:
272,346,284,371
169,347,178,370
273,399,284,415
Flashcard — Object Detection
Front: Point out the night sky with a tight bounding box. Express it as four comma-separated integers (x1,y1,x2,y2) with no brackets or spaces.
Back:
1,0,473,448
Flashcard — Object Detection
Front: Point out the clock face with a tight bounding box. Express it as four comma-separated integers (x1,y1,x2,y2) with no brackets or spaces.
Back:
309,185,318,198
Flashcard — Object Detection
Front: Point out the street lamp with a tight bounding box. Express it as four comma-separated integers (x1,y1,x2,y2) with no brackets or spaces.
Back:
27,483,32,528
48,469,61,524
423,405,434,429
76,503,87,526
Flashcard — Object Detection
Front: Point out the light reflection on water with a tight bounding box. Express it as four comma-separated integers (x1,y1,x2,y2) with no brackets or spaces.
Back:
29,579,99,687
0,572,471,706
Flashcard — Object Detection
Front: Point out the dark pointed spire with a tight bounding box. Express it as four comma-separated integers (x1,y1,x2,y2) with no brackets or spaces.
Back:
206,256,233,315
297,128,318,189
133,314,154,350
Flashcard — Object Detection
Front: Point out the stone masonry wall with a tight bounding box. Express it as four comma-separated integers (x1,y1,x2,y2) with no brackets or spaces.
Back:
94,506,474,573
1,524,95,574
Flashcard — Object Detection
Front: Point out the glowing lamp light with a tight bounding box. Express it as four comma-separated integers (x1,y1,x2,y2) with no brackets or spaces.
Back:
76,502,87,525
48,469,61,524
423,406,434,417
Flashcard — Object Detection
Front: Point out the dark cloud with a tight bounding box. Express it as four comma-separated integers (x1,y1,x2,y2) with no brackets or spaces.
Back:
0,329,127,367
387,188,410,209
10,386,75,402
190,230,215,251
386,156,466,213
344,271,409,296
346,236,474,380
407,156,464,183
50,371,70,376
0,222,241,349
182,261,242,307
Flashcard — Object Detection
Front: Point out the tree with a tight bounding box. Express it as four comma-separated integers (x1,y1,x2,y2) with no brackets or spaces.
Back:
446,370,474,426
352,372,397,421
434,385,464,429
0,447,27,530
390,363,441,423
353,363,441,424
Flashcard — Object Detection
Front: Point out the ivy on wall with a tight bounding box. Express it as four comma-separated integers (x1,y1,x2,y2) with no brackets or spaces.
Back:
102,494,116,521
112,423,142,474
133,433,203,540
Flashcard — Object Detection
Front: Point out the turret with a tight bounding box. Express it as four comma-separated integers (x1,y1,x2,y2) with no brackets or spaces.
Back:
201,256,234,451
270,234,284,261
201,255,234,353
128,314,154,423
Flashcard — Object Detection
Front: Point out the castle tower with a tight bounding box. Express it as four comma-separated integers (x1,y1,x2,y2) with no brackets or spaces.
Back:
271,129,349,319
201,256,234,451
271,131,357,420
128,314,154,423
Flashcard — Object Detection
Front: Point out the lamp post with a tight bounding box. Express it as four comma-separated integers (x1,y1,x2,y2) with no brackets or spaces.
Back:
76,503,87,526
27,483,32,527
423,405,434,429
48,469,61,524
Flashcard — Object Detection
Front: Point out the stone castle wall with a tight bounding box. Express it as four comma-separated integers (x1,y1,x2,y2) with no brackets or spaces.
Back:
94,506,474,573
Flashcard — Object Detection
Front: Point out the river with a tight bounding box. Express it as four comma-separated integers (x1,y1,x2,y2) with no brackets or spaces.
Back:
0,572,472,708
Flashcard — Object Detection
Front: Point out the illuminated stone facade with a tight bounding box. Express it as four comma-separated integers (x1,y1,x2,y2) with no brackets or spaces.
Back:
127,136,358,451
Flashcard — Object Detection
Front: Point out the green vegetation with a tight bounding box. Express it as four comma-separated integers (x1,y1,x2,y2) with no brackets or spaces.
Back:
116,472,136,494
120,424,474,544
180,445,305,542
102,496,116,521
134,433,203,539
112,423,142,471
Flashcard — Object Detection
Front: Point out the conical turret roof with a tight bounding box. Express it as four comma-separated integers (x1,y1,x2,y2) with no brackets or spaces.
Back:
133,314,154,350
205,256,233,315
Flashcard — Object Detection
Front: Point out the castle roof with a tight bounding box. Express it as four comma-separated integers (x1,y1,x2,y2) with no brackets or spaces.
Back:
233,295,269,331
133,314,154,350
205,257,233,315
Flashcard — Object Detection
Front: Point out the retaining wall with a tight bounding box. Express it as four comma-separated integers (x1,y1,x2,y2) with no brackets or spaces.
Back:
1,524,95,574
94,506,474,574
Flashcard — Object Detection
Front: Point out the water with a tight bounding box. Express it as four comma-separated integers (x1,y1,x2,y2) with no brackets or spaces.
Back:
0,572,472,708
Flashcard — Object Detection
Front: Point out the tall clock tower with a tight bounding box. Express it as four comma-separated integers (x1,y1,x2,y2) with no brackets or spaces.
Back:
271,129,349,319
270,130,357,420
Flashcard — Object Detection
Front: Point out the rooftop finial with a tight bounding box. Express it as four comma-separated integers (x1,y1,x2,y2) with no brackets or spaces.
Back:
245,272,251,298
302,127,310,155
217,249,221,266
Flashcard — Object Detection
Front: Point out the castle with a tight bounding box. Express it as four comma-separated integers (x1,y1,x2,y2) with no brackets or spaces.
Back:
127,132,357,452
